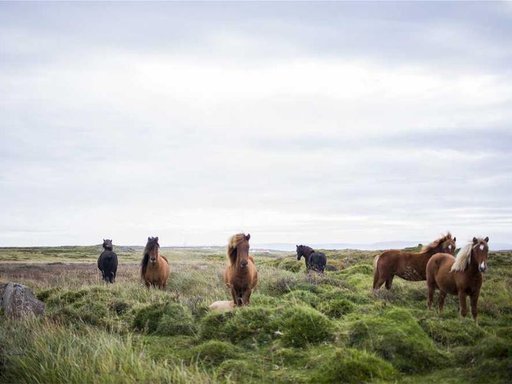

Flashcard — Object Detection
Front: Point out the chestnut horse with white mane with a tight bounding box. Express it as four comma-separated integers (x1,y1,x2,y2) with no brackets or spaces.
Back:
426,237,489,321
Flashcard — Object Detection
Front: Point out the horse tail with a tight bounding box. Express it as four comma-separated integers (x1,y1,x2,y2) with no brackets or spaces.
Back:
373,254,380,269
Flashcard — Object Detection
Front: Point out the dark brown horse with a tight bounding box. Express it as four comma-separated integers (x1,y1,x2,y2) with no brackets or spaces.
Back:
141,236,170,289
426,237,489,321
373,233,456,291
224,233,258,306
296,245,327,273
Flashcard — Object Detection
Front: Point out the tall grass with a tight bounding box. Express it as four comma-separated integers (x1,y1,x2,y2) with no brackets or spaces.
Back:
1,248,511,383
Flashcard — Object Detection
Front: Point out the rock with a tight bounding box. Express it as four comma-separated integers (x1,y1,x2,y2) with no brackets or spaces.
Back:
209,300,235,312
0,282,45,318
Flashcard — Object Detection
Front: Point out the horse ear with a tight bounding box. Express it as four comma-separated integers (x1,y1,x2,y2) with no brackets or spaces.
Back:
148,237,151,241
155,237,159,242
453,237,456,242
473,237,478,244
484,236,489,243
246,233,250,241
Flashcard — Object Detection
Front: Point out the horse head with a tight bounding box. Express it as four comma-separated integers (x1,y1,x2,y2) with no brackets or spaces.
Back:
296,245,303,260
102,239,113,251
472,237,489,273
237,233,251,269
441,235,457,255
146,236,160,264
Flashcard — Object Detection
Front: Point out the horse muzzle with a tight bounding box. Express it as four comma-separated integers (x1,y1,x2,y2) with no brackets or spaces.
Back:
150,258,157,264
479,262,487,273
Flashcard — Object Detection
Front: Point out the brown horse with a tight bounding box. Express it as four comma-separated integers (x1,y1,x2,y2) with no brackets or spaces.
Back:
223,233,258,306
141,236,170,289
373,233,456,291
426,237,489,321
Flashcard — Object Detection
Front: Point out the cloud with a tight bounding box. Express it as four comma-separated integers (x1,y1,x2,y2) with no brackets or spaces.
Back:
0,3,511,246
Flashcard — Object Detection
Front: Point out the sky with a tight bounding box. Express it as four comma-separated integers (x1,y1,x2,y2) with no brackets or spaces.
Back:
1,2,511,248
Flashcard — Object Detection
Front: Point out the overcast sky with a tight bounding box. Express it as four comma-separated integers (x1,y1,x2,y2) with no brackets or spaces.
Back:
1,2,511,248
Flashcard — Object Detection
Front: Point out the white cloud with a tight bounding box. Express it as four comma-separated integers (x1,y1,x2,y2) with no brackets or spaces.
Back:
1,4,511,246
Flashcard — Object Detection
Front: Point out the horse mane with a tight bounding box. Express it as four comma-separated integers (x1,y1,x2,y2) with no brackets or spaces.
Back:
141,238,159,278
421,232,453,253
227,233,248,266
450,242,473,272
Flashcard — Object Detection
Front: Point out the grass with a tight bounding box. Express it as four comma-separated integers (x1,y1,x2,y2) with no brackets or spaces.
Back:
1,247,511,383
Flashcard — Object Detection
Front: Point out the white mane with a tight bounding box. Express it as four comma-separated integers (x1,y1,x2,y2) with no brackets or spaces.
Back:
450,243,472,272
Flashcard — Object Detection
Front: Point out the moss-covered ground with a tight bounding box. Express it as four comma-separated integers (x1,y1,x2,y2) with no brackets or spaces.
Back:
0,246,511,383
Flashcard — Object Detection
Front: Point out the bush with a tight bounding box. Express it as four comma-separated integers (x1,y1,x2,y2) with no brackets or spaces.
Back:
420,317,486,346
274,305,335,347
348,308,446,373
317,298,355,318
311,347,397,383
189,340,240,366
133,303,195,336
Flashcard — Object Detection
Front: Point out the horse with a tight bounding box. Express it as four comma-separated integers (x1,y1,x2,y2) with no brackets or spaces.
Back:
296,245,327,273
223,233,258,306
141,236,170,289
373,232,456,291
426,237,489,321
97,239,118,283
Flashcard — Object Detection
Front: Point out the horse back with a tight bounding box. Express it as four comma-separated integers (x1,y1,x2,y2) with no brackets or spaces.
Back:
309,252,327,272
426,253,457,292
98,250,118,270
375,249,401,271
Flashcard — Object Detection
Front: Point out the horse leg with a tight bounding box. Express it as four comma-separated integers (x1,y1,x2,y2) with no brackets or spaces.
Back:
470,294,479,322
385,275,394,290
242,289,252,306
427,284,435,310
458,291,468,317
230,287,239,306
439,291,447,313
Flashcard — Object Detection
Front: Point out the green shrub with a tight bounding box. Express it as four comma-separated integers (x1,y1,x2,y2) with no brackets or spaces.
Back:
275,305,335,347
317,298,355,318
278,257,305,272
348,308,446,373
189,340,240,366
283,290,319,307
199,310,234,340
420,317,486,346
133,303,195,336
224,306,276,345
311,347,397,383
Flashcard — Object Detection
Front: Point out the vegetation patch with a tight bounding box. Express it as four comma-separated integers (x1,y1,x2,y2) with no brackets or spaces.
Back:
310,347,397,383
274,305,335,347
420,317,486,346
348,307,446,373
189,340,240,366
133,302,195,336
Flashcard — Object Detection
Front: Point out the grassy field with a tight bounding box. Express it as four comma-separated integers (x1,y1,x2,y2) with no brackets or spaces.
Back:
0,246,511,383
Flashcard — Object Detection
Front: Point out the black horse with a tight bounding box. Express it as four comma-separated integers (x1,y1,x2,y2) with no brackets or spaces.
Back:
98,239,118,283
296,245,327,273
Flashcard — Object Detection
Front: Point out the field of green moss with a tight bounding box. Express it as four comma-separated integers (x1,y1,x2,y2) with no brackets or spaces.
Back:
0,246,511,383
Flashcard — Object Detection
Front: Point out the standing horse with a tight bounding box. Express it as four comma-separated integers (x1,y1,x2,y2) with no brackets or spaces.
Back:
373,233,456,291
141,236,170,289
97,239,118,283
426,237,489,321
296,245,327,273
224,233,258,306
